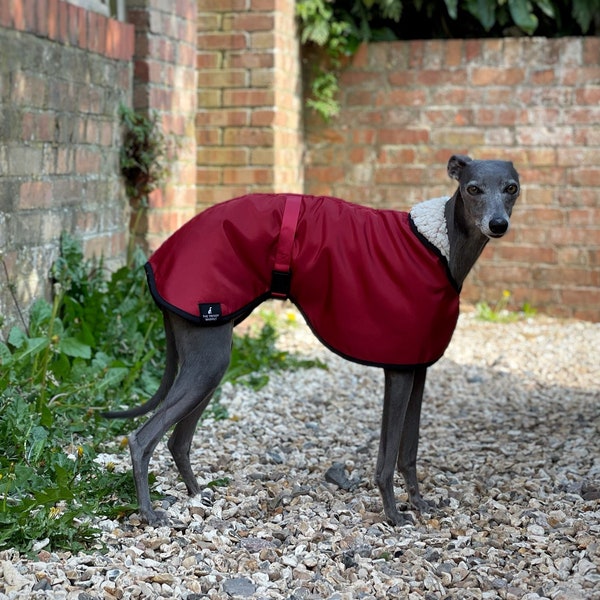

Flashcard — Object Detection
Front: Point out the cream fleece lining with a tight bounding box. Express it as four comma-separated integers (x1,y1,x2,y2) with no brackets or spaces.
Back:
410,196,451,261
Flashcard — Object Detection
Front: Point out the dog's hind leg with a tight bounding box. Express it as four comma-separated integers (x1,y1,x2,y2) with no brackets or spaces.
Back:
396,366,432,513
167,392,216,497
376,369,417,526
129,316,233,524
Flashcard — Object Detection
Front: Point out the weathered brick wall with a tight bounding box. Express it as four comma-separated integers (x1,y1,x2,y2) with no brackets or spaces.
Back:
127,0,198,251
304,38,600,321
0,0,134,328
196,0,303,207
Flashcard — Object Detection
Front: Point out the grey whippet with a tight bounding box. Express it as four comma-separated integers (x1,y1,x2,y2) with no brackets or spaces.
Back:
106,155,520,526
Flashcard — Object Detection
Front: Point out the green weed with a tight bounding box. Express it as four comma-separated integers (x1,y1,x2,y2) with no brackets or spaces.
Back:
475,290,537,323
0,235,323,553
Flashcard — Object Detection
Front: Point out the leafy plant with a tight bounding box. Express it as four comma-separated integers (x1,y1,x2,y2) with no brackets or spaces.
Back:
119,105,169,203
475,289,537,322
297,0,599,119
119,104,170,261
0,235,322,553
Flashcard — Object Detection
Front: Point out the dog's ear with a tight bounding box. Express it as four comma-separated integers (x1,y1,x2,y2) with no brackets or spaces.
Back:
447,155,472,180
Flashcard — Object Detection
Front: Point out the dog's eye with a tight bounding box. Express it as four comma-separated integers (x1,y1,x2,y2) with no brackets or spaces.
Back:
505,184,519,194
466,185,481,195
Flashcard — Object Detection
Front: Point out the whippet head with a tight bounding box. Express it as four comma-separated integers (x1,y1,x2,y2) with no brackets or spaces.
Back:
447,155,520,239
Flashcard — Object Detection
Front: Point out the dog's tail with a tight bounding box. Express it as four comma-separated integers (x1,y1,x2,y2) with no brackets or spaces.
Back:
102,396,162,419
103,310,177,420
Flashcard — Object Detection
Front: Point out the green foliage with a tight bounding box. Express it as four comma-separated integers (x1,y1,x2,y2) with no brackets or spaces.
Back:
119,105,169,204
0,236,322,553
297,0,599,119
475,290,537,322
225,311,325,392
119,105,171,262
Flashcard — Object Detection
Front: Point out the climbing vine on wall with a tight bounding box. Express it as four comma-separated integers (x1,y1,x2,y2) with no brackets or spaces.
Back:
119,105,170,260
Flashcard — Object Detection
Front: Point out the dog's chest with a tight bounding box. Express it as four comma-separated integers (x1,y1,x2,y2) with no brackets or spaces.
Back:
146,194,459,369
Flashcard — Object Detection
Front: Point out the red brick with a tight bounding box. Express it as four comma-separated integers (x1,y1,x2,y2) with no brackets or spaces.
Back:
201,69,247,88
229,51,274,69
376,89,427,107
225,13,273,31
304,166,344,184
251,0,276,9
197,51,221,69
23,0,35,31
57,0,68,42
12,0,24,29
196,109,248,127
567,168,600,187
222,167,273,185
66,4,79,45
416,70,465,86
471,67,525,86
444,40,463,67
197,32,247,51
375,166,426,185
530,69,555,85
494,245,556,264
47,0,60,39
196,128,221,145
223,89,274,107
75,148,101,173
19,181,53,209
78,7,89,49
351,43,368,68
465,39,482,61
197,147,248,165
35,0,49,36
583,37,600,65
575,86,600,105
0,0,12,27
345,91,375,107
378,128,429,145
198,0,247,10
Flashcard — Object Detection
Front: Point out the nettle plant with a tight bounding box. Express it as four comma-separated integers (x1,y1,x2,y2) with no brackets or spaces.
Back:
297,0,599,120
0,234,323,553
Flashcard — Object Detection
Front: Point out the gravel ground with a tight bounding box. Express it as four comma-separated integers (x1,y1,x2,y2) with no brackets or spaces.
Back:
1,306,599,600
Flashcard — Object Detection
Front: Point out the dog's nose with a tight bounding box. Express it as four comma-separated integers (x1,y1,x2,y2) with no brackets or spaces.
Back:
489,217,508,235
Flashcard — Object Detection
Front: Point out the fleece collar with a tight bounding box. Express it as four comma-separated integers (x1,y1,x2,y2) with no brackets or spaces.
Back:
409,196,451,261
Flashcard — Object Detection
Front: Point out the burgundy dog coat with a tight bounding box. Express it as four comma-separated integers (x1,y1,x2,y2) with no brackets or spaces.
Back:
145,194,460,369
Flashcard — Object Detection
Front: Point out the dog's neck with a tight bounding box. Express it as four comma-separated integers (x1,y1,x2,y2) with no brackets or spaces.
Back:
410,196,451,262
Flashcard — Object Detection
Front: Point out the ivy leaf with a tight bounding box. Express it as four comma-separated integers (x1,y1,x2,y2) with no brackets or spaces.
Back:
508,0,538,34
533,0,555,19
464,0,496,31
572,0,600,32
444,0,459,20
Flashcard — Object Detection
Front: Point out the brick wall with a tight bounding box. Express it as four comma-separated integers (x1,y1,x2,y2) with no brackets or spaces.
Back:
0,0,134,328
127,0,198,251
196,0,303,207
304,38,600,321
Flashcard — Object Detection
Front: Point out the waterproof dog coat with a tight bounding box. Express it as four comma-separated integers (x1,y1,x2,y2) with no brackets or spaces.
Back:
145,194,460,369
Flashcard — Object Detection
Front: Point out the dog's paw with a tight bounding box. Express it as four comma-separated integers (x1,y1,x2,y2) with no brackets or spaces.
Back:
141,508,170,527
385,509,415,527
410,496,441,516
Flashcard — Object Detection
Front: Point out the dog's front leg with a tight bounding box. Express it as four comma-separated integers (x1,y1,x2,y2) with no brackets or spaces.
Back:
396,366,434,513
375,369,417,526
